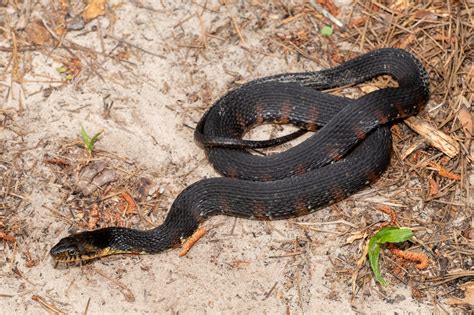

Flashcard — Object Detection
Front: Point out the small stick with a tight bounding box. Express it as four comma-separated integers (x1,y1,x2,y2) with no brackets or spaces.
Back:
31,295,65,314
83,297,91,315
262,282,278,301
105,33,166,59
308,0,344,28
91,267,135,302
231,17,246,45
199,13,208,48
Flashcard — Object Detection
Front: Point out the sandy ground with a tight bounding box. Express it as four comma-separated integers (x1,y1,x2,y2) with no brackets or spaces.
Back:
1,0,470,314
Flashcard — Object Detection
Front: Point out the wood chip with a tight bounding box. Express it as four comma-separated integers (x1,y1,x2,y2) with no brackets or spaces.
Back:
83,0,107,22
405,116,460,158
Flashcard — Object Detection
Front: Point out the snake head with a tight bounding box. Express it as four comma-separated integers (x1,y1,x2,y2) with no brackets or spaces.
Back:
50,230,113,263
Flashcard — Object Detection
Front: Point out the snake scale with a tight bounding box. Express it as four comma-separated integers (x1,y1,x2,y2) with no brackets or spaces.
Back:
50,48,430,262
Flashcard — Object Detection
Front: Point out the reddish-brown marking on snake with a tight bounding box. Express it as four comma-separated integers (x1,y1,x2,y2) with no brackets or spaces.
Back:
366,169,380,183
255,101,265,124
236,110,247,130
226,167,239,178
253,201,268,220
330,186,346,202
293,163,308,176
258,174,274,181
306,106,319,131
393,101,407,117
374,109,389,124
327,145,344,161
276,101,292,124
190,207,205,222
219,197,234,215
294,198,309,216
353,126,367,141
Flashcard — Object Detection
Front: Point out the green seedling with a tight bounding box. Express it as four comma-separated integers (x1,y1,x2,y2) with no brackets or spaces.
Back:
80,126,102,156
320,25,333,36
368,226,413,286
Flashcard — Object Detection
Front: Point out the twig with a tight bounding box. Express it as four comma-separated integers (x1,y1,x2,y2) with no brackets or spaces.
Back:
308,0,344,28
91,266,135,302
105,33,166,59
31,295,65,314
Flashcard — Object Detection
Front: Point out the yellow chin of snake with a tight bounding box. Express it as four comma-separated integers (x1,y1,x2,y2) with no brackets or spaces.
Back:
54,247,133,263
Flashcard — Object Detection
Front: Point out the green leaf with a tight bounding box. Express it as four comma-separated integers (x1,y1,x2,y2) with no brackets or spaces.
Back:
320,25,333,36
80,126,102,155
81,126,91,151
372,227,413,244
56,66,68,73
90,131,103,148
368,227,414,286
368,238,385,285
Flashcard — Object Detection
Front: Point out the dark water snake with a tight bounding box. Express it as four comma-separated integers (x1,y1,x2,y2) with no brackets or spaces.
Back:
50,48,430,262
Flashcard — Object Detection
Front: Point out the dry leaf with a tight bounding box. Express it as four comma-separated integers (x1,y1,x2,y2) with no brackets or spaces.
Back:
120,192,137,215
349,16,367,28
359,84,378,94
83,0,107,22
0,232,16,242
345,230,366,244
438,167,462,180
88,204,100,229
400,140,426,160
414,10,438,20
458,105,472,138
428,161,461,181
25,20,51,45
447,281,474,307
230,259,251,269
391,0,410,11
398,33,416,49
428,177,439,197
316,0,339,16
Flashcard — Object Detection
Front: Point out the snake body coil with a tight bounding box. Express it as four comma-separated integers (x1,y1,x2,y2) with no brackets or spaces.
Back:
50,48,429,262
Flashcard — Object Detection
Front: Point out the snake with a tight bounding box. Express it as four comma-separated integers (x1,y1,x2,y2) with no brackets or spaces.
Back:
50,48,430,263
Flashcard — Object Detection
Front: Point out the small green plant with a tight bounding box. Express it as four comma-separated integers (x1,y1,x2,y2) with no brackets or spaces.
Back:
368,226,413,286
320,25,334,37
80,126,102,156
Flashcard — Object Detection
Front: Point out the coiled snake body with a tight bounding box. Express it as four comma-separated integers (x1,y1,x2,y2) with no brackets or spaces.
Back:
50,48,430,262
